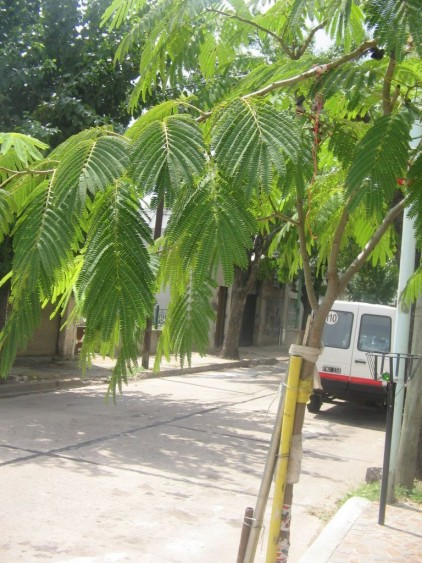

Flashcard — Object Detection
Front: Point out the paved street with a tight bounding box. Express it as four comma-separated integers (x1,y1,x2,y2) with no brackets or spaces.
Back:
0,363,387,562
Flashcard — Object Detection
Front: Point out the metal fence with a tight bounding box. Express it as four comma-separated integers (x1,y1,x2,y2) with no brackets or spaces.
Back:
153,305,167,329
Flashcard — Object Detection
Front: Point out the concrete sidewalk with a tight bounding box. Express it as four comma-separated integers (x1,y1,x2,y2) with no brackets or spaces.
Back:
0,345,290,397
299,496,422,562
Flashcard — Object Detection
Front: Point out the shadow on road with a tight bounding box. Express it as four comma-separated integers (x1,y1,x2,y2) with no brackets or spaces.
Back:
0,378,280,495
312,400,386,431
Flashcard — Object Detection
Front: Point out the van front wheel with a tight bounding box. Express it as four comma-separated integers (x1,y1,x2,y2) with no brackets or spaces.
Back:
307,393,323,414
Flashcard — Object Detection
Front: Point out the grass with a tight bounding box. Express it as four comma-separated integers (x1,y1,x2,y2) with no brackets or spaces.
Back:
307,480,422,523
338,480,422,507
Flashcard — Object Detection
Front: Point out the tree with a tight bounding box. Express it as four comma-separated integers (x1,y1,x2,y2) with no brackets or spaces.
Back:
1,0,421,558
0,0,147,346
0,0,142,147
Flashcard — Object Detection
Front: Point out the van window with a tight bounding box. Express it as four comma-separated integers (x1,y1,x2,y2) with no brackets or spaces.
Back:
357,314,391,353
322,311,354,349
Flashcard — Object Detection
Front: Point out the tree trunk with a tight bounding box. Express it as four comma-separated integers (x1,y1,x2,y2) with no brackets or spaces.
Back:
220,232,270,360
220,280,249,359
397,295,422,488
220,265,258,359
141,199,164,369
417,424,422,480
0,284,9,330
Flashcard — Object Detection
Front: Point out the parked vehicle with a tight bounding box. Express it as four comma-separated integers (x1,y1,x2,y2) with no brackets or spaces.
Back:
307,301,396,413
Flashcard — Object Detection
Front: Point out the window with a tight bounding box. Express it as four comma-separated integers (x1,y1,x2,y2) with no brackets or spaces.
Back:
358,314,391,353
322,310,354,349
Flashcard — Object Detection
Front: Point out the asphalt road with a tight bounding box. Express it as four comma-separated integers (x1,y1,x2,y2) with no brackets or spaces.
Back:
0,363,387,562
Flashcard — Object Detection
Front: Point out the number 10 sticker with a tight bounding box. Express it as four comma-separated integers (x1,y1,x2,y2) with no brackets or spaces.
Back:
326,311,338,325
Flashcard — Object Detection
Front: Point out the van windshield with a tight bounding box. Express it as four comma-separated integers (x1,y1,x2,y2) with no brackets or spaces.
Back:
357,314,391,353
322,310,353,349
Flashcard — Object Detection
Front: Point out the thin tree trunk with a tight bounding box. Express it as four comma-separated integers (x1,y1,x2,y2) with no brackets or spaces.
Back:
141,199,164,369
220,277,249,359
0,283,10,330
220,237,263,359
397,296,422,488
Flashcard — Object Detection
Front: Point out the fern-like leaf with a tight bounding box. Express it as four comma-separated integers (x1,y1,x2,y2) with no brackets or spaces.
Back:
346,112,412,211
161,171,256,286
155,276,216,369
0,175,78,375
402,266,422,306
101,0,148,30
212,99,300,195
0,132,48,166
366,0,422,59
52,132,130,214
0,291,42,376
125,101,183,141
130,114,206,195
406,150,422,241
76,180,155,394
0,189,16,242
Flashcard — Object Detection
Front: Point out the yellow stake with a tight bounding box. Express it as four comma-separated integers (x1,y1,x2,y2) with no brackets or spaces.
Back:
265,354,302,563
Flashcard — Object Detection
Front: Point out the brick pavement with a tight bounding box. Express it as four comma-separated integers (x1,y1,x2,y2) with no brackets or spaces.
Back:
299,497,422,563
328,500,422,562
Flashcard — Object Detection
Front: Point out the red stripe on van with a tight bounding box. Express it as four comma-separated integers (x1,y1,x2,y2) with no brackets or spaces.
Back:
319,372,348,383
319,372,383,387
349,376,383,387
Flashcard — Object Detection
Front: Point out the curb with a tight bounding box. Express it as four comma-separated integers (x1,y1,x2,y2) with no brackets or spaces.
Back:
0,356,282,398
297,497,371,563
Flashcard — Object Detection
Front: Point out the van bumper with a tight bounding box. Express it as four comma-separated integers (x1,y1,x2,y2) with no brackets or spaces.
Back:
320,372,386,404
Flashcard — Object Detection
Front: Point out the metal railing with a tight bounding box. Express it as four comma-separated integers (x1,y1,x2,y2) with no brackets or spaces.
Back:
153,305,167,329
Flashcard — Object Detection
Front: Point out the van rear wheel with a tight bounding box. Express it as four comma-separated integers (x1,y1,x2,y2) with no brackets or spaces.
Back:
307,393,323,414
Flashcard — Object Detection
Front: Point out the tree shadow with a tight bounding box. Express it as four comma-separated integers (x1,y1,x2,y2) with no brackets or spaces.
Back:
311,401,386,431
0,377,281,494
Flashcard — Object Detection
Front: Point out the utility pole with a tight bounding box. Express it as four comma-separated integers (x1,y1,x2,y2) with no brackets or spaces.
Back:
387,122,420,502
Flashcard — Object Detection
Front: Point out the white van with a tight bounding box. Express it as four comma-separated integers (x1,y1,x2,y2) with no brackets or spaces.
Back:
307,301,396,413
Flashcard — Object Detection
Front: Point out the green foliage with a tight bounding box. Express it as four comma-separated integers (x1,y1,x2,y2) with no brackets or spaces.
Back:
402,266,422,306
1,0,422,393
366,0,422,60
212,99,300,195
77,180,155,395
0,0,142,147
0,133,48,166
52,133,130,213
129,114,206,198
155,277,216,369
346,112,413,212
161,172,256,286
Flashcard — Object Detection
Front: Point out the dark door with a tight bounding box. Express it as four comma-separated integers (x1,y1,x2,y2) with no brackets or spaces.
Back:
214,286,228,348
240,294,257,346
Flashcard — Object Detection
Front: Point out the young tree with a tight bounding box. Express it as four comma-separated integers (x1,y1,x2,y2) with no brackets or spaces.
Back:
0,0,421,558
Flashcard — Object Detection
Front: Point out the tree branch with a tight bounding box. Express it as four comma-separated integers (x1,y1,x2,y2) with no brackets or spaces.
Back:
296,195,319,312
0,166,56,189
382,53,397,116
196,39,378,123
338,198,406,293
294,20,329,59
258,212,298,226
242,39,377,99
326,205,350,291
0,167,56,176
206,8,294,59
